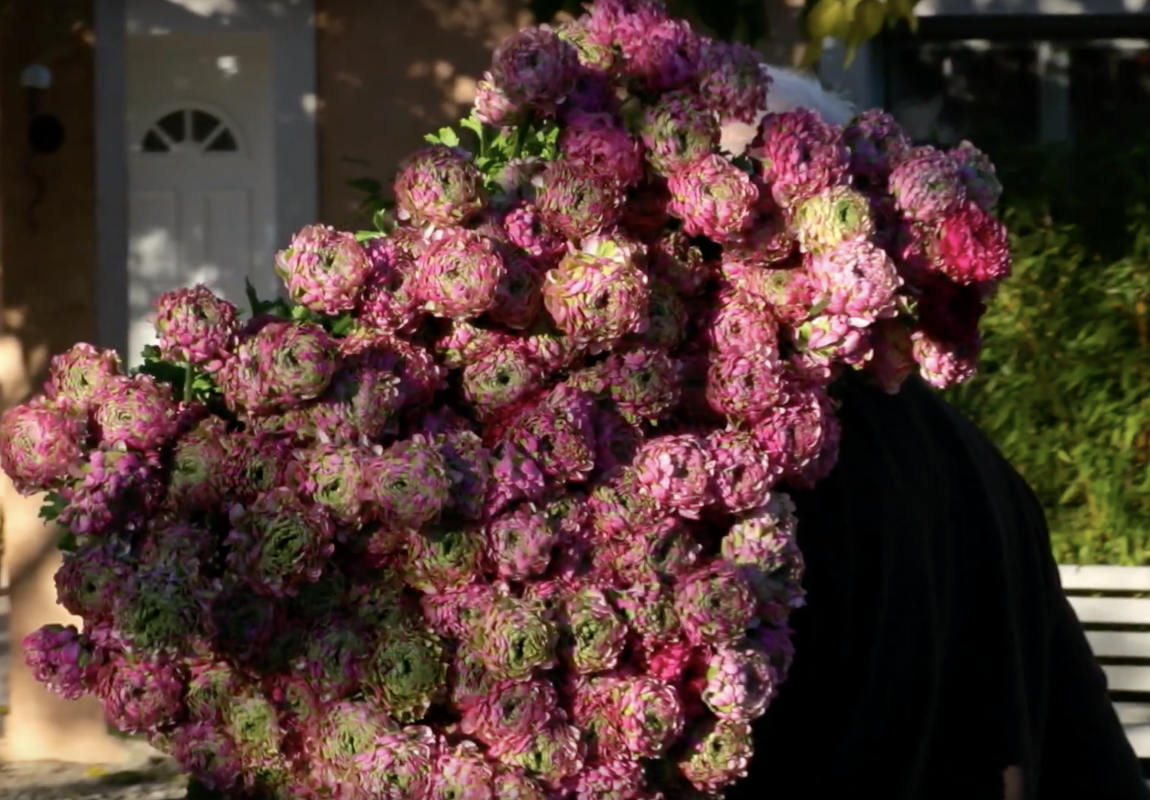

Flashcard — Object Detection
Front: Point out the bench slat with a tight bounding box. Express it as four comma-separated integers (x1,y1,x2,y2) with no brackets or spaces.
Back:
1127,724,1150,759
1116,702,1150,727
1085,631,1150,659
1059,565,1150,592
1068,596,1150,625
1103,665,1150,693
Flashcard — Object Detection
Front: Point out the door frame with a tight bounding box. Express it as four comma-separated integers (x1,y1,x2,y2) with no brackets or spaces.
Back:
95,0,317,358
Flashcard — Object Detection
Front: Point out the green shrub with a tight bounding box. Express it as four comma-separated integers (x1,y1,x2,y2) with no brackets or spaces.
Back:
945,141,1150,564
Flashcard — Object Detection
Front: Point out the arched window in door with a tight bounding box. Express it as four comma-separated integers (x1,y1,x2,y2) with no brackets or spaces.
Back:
140,107,241,154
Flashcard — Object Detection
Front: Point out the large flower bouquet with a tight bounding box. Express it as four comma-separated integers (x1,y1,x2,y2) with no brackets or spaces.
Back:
2,1,1010,798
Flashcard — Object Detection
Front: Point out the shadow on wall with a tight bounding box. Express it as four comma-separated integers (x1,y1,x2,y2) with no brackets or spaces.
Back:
0,0,98,411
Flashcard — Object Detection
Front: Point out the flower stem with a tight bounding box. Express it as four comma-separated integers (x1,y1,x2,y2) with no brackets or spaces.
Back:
183,363,194,402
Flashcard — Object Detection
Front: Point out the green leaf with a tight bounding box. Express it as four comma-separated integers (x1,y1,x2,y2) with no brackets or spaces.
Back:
39,491,67,524
58,532,78,553
438,127,461,147
329,314,357,337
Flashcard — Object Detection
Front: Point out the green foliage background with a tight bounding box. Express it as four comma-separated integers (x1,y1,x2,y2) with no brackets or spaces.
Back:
944,141,1150,565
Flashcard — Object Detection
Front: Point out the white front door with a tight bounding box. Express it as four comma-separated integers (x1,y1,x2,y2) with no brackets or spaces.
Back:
126,33,276,364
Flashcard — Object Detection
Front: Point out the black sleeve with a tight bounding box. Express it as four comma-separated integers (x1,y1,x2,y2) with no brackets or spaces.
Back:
1036,590,1149,799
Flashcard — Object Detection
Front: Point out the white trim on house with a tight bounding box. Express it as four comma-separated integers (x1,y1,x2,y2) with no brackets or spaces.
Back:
94,0,317,357
916,0,1150,14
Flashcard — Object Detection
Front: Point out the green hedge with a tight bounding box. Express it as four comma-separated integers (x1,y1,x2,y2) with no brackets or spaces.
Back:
944,141,1150,565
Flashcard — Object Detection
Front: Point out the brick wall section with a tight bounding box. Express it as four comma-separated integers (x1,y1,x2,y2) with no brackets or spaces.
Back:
0,0,127,763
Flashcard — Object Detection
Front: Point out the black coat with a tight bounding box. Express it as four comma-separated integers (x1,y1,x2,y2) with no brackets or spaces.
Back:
732,376,1148,800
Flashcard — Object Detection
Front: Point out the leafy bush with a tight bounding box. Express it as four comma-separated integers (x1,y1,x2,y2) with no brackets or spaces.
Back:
946,142,1150,564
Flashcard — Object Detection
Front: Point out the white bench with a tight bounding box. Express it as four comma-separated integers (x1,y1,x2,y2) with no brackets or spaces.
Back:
1060,565,1150,760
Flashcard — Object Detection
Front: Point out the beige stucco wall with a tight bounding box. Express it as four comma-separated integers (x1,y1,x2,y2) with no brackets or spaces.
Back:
0,0,129,763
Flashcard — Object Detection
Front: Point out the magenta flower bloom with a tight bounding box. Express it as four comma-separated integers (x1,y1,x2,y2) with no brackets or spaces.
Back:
705,348,787,422
563,585,628,675
219,319,338,414
221,432,292,498
503,203,567,260
640,90,720,176
698,39,771,125
535,159,626,241
488,503,558,580
707,428,782,513
154,284,239,371
460,677,559,744
293,444,366,525
632,433,713,519
616,16,701,92
704,290,780,357
275,224,373,315
358,235,424,334
462,345,544,418
59,448,163,535
793,185,876,255
889,145,967,222
490,26,580,112
571,758,647,800
404,523,486,594
44,343,122,410
224,488,336,597
93,374,177,451
0,398,84,496
950,139,1003,211
469,596,557,681
414,229,507,321
561,110,644,188
677,718,754,793
23,624,101,701
674,562,757,647
749,109,851,209
363,628,447,723
807,238,902,323
722,210,795,269
702,644,777,722
429,740,497,800
932,201,1012,285
543,250,650,353
793,313,873,368
98,653,186,734
486,439,548,518
394,144,487,226
364,434,451,527
667,154,758,242
474,72,516,126
843,109,912,186
721,495,805,625
598,346,681,425
912,326,980,389
491,721,584,788
167,415,229,510
167,720,244,793
617,675,685,758
493,765,551,800
355,724,438,799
